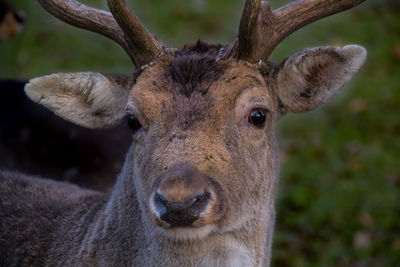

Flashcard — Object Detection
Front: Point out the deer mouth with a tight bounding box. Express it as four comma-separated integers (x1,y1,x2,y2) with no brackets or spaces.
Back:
148,163,224,238
153,189,212,227
149,189,221,240
150,189,221,229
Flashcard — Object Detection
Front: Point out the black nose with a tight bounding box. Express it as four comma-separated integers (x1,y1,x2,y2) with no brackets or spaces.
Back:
153,190,211,227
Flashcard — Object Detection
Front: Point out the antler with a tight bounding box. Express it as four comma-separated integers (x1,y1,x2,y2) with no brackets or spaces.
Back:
236,0,366,62
37,0,164,68
237,0,261,60
106,0,164,67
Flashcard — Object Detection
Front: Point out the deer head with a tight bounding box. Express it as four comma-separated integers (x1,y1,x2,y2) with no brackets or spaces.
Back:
0,2,25,41
25,0,366,257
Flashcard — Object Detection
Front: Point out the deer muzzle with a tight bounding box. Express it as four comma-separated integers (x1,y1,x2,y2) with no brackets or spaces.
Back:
150,164,223,228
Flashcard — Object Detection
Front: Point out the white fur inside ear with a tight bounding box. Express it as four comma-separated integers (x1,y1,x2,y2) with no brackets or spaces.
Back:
25,72,130,128
277,45,367,113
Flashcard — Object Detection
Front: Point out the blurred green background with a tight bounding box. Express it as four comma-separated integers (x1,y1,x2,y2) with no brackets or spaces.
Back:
1,0,399,266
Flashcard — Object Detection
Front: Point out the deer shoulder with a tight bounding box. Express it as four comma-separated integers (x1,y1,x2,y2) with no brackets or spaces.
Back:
0,171,105,265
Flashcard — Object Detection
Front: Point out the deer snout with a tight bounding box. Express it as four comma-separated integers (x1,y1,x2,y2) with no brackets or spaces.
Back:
150,164,223,228
153,189,211,227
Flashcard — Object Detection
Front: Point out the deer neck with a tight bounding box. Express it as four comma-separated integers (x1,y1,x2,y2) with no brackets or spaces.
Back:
94,145,276,266
80,145,147,265
138,211,276,267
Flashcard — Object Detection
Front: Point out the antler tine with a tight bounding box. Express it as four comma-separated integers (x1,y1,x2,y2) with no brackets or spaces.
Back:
235,0,366,63
263,0,366,60
37,0,165,69
37,0,134,63
237,0,261,60
107,0,164,68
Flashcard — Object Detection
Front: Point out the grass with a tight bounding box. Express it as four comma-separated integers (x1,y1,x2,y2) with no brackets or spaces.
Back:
1,0,399,265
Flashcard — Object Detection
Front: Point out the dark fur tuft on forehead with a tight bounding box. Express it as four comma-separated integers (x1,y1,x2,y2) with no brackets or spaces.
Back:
167,41,226,97
180,40,223,56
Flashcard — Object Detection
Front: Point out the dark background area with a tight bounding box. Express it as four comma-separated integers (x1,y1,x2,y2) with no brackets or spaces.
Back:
0,0,399,265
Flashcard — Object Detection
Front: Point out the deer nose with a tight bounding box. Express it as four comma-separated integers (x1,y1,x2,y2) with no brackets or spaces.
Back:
153,189,211,227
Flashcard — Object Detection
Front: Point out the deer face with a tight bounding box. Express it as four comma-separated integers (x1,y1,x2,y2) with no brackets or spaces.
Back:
25,42,366,241
126,47,279,239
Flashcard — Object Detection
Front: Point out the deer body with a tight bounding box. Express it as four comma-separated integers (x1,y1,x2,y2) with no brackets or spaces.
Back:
0,0,367,266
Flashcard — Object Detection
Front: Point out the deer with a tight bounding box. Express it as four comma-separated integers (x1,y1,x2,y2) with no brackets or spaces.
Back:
0,0,367,266
0,1,24,41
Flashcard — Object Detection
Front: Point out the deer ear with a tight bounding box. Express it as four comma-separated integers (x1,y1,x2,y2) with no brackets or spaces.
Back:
276,45,367,113
24,72,133,128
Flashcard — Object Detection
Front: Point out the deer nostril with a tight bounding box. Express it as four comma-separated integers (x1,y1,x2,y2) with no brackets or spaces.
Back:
153,191,168,217
153,189,211,227
184,189,205,206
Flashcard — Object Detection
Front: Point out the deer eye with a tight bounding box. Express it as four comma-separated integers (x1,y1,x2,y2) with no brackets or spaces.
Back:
248,108,268,128
128,115,142,132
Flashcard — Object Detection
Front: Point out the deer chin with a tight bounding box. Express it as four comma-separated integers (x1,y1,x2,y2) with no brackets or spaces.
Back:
155,222,218,241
